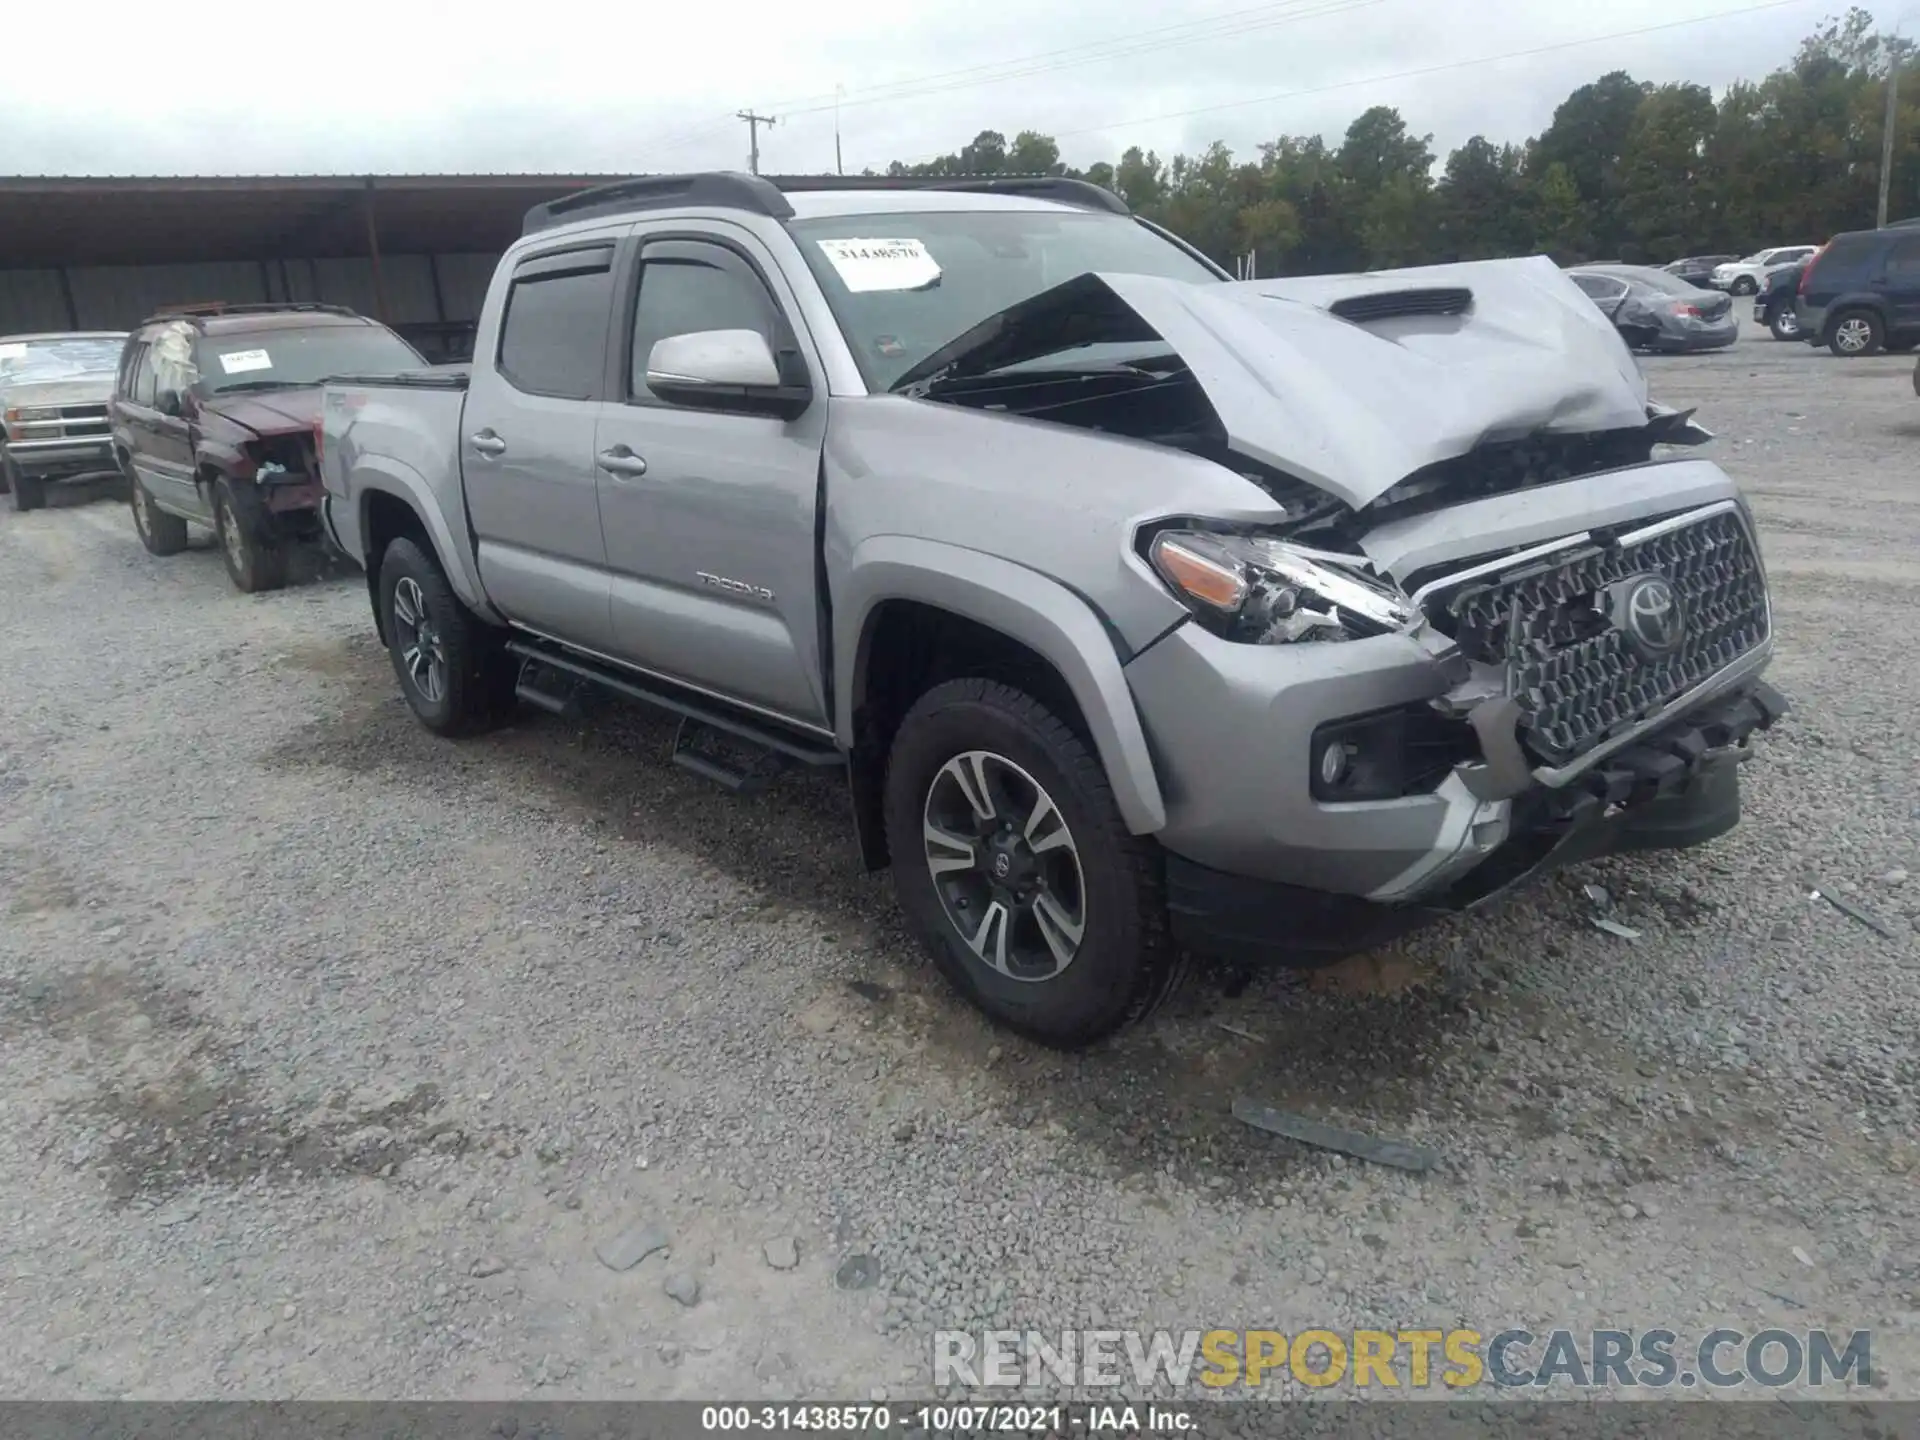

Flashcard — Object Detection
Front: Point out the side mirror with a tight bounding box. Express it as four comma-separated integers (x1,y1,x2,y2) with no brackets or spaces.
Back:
645,330,810,420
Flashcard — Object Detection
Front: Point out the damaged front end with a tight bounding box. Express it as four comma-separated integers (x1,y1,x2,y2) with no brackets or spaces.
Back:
242,430,324,518
898,258,1787,959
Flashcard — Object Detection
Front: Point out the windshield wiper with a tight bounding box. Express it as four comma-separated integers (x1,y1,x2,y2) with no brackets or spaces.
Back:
211,379,302,393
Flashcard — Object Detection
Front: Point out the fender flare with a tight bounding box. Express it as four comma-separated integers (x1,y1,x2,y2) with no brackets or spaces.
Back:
353,457,500,621
834,535,1167,835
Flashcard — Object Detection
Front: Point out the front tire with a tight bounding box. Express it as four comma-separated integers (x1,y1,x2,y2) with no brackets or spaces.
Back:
1828,308,1884,357
1768,309,1802,341
1731,276,1758,296
377,537,516,737
882,677,1180,1049
128,470,189,555
213,477,288,592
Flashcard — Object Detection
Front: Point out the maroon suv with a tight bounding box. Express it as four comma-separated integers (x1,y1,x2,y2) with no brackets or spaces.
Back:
110,303,423,592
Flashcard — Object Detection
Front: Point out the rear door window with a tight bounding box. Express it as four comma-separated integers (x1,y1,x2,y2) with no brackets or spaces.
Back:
496,244,616,400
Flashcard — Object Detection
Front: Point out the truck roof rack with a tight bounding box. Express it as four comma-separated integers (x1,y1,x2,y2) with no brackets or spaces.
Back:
766,174,1131,216
143,301,363,323
521,171,1130,235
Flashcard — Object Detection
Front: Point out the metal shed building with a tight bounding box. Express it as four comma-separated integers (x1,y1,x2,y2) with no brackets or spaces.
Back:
0,174,620,361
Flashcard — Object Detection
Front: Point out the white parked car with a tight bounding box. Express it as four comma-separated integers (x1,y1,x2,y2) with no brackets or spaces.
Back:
1711,246,1818,295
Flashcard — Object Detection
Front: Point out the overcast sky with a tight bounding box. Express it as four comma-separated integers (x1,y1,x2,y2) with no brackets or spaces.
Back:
5,0,1909,178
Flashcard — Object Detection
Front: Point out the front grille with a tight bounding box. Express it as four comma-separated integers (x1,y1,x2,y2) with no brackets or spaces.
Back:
56,404,110,439
1426,509,1769,765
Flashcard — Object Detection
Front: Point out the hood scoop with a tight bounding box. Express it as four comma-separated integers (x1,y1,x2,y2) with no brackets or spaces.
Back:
1328,286,1473,323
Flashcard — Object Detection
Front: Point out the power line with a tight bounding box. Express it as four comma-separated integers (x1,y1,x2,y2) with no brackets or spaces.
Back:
755,0,1386,117
1021,0,1829,149
781,0,1386,121
619,0,1384,164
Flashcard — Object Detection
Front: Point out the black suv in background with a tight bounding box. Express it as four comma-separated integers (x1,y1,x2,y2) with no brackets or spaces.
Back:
1794,222,1920,356
110,303,422,591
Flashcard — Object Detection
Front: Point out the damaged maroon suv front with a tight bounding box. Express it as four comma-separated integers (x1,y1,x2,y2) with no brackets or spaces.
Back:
111,303,423,592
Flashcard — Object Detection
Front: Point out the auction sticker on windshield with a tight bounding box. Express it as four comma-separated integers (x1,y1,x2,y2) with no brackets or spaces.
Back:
816,238,942,293
218,349,273,375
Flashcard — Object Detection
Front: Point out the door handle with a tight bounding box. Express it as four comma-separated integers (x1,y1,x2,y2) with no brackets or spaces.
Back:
597,447,649,478
469,431,507,457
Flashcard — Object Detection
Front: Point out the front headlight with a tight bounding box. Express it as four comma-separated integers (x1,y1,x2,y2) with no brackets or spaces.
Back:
1146,528,1413,643
4,406,60,438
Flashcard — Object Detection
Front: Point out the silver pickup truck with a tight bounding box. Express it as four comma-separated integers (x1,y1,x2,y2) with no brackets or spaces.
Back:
319,172,1788,1049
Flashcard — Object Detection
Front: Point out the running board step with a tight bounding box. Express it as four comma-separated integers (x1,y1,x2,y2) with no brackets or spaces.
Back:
670,718,791,794
515,659,582,718
502,640,843,776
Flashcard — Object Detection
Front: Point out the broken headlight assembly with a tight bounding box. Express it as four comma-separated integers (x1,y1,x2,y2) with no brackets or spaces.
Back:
1146,529,1413,643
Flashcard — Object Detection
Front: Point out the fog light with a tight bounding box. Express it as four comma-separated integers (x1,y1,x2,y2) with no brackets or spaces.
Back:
1318,740,1352,789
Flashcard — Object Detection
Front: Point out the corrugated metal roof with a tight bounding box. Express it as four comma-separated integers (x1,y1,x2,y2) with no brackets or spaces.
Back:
0,174,628,267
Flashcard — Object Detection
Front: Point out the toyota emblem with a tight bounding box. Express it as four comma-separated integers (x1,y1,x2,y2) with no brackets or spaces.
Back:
992,853,1012,879
1612,573,1685,660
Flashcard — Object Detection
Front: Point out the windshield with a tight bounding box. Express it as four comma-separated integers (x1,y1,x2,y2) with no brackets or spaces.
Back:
0,336,125,385
191,325,423,395
788,210,1221,390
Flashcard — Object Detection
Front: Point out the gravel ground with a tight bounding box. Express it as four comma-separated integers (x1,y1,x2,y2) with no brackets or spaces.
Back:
1,322,1916,1404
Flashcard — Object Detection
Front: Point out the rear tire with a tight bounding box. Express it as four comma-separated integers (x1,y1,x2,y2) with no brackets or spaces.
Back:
882,677,1182,1049
128,470,189,556
7,455,45,512
213,476,288,592
378,537,517,737
1827,308,1884,357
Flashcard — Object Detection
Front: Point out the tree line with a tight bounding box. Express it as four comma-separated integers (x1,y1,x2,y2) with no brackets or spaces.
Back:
878,7,1919,275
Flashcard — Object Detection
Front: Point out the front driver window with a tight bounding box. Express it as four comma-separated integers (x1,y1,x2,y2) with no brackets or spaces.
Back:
629,250,777,398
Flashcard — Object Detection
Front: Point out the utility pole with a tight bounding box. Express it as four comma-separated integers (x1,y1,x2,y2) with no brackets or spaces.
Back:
834,84,845,176
737,110,776,176
1879,46,1900,228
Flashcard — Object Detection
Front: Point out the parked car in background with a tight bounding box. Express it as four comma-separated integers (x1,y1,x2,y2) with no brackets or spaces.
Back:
1712,247,1818,295
1754,262,1809,340
318,171,1787,1049
1664,254,1738,289
111,303,423,591
0,331,128,512
1794,225,1920,357
1567,265,1739,351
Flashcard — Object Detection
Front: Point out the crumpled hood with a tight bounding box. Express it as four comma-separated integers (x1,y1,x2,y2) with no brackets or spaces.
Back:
897,255,1652,511
205,387,324,437
0,371,116,410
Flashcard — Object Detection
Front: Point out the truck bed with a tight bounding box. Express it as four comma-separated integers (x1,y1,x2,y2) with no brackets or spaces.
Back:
318,373,472,581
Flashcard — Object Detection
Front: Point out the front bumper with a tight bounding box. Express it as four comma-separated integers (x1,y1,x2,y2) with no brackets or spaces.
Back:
4,436,116,480
1124,492,1785,961
1163,679,1787,964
